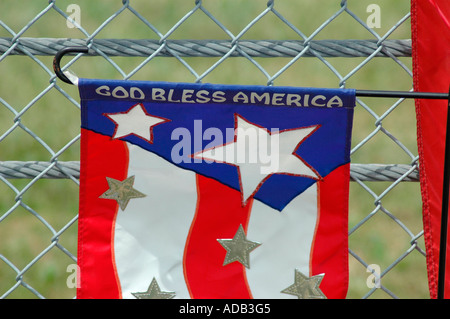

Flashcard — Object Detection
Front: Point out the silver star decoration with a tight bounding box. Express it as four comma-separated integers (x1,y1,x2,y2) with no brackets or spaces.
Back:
131,278,176,299
99,175,146,210
281,269,326,299
217,224,261,269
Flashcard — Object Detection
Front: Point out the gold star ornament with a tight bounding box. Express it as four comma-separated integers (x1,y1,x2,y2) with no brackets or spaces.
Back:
281,269,326,299
132,278,176,299
99,175,146,210
217,224,261,269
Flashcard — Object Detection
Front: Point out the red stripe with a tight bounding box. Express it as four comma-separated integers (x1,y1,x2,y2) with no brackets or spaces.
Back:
412,0,450,299
77,129,129,299
183,174,254,298
310,163,349,299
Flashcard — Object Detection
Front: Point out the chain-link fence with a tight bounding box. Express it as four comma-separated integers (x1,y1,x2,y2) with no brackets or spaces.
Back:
0,0,427,299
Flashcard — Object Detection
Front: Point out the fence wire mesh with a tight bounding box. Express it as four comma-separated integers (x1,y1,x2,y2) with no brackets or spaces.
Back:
0,0,427,299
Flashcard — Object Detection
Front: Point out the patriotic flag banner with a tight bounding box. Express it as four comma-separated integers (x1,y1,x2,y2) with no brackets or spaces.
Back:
76,79,355,299
412,0,450,299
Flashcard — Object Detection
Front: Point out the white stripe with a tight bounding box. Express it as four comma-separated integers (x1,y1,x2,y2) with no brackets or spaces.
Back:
114,143,318,299
114,143,198,299
246,184,318,299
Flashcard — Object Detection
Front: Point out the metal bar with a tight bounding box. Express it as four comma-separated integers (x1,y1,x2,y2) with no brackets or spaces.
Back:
438,86,450,299
51,47,450,101
356,89,449,100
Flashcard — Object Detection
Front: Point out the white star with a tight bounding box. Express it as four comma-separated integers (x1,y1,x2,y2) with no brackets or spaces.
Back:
194,114,321,205
104,103,169,143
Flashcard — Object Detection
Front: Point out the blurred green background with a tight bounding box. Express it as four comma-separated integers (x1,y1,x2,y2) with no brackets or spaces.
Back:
0,0,428,298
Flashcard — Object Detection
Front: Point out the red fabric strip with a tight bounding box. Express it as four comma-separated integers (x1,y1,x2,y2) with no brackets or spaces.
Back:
183,174,254,298
310,163,350,299
412,0,450,299
77,129,129,299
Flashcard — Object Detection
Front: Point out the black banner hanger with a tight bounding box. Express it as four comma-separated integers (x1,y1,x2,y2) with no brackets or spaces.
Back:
53,46,449,100
53,46,450,299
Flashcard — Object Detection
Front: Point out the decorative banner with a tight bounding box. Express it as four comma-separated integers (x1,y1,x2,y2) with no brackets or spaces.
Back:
411,0,450,299
76,79,355,299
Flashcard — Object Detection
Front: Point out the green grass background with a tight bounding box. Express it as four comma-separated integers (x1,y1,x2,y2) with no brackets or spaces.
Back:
0,0,428,298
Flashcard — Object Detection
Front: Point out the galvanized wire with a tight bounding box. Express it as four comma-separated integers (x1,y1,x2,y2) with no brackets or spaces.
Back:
0,38,412,58
0,161,420,182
